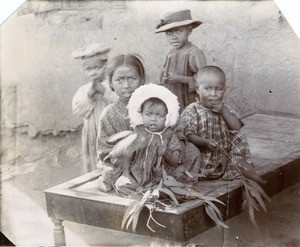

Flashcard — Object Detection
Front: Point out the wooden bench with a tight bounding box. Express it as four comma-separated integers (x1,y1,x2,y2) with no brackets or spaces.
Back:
44,113,300,245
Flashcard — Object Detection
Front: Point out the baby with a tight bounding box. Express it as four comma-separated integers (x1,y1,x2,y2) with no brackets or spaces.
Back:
109,83,181,195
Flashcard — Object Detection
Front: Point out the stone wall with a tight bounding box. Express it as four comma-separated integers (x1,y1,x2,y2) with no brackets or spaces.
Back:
1,1,299,135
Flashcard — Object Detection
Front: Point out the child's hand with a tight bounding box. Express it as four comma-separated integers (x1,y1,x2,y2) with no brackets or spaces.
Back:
206,139,218,151
91,80,105,94
165,73,181,84
157,145,166,157
211,101,224,113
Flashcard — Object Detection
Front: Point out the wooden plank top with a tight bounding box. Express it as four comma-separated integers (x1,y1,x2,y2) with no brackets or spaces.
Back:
241,113,300,169
44,113,300,219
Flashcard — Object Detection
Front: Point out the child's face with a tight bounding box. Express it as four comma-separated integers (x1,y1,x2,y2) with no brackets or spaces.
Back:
196,72,226,109
111,65,143,104
165,26,191,49
83,58,106,83
142,104,167,132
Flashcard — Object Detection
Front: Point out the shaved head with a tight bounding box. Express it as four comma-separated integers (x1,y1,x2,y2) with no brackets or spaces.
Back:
196,66,226,87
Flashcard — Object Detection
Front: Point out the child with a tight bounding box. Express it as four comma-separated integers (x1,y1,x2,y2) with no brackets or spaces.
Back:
179,66,252,180
155,9,207,112
105,84,203,196
96,54,146,192
118,84,181,191
72,43,117,173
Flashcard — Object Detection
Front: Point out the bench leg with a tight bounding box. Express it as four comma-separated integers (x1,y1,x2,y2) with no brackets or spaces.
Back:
52,218,66,246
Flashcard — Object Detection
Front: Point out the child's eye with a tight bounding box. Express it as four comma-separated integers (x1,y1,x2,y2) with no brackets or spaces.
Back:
166,29,183,35
128,77,137,82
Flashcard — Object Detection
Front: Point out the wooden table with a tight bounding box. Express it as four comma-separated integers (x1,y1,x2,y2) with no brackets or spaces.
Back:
45,113,300,245
45,169,236,245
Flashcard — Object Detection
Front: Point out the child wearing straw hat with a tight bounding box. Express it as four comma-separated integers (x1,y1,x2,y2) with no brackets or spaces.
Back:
72,43,117,173
155,9,207,112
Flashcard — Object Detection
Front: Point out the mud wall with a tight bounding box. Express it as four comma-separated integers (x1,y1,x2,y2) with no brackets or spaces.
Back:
1,1,299,135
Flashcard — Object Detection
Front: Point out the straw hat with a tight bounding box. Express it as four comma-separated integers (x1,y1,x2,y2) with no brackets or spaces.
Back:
155,9,202,34
127,83,180,128
72,43,110,60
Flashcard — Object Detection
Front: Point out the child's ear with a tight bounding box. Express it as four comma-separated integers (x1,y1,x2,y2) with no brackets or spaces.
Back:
109,83,115,91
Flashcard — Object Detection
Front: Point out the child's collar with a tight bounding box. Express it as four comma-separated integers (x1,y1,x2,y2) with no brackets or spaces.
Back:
171,41,191,51
144,126,167,135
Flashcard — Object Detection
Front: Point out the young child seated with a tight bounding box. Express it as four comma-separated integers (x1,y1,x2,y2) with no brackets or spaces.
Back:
72,43,117,173
178,66,252,180
106,84,182,196
96,54,146,192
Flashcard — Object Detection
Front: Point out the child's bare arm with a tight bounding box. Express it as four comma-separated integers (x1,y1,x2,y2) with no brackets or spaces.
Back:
187,133,218,151
212,102,242,130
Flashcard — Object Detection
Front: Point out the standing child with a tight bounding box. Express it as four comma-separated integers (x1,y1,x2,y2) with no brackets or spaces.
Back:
179,66,252,180
155,9,207,112
96,54,145,192
72,43,117,173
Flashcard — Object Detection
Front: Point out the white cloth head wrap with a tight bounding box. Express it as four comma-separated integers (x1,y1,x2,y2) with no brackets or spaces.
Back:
127,83,180,128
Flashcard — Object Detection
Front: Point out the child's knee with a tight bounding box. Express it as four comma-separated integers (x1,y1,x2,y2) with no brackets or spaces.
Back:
97,165,122,192
97,177,113,192
182,142,201,167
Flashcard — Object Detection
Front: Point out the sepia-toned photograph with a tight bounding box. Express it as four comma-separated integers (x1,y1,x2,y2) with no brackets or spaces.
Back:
1,0,300,246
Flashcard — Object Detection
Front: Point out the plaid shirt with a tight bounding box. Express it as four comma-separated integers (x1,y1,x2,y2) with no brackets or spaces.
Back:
179,102,251,180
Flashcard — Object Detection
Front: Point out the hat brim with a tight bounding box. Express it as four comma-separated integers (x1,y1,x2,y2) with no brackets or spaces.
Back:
72,44,111,59
155,20,202,34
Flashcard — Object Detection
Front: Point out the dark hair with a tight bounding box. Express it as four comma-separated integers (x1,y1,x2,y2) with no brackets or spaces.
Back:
140,97,168,114
104,54,145,91
196,65,226,87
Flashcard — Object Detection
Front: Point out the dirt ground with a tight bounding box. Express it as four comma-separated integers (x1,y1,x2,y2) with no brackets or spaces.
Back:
1,130,300,246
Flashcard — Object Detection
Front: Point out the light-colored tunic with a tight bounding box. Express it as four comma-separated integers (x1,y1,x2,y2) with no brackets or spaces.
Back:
72,81,117,173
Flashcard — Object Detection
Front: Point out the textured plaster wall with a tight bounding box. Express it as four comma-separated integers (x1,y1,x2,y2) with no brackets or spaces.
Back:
1,1,299,135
